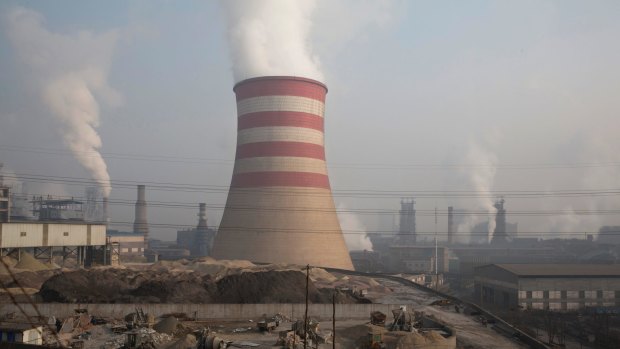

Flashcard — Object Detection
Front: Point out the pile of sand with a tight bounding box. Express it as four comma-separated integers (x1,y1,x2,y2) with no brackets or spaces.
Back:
14,253,50,272
0,256,17,275
384,330,450,349
162,334,196,349
154,316,179,334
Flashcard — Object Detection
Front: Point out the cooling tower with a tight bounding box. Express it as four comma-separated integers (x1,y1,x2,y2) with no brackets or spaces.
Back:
212,76,353,270
133,185,149,245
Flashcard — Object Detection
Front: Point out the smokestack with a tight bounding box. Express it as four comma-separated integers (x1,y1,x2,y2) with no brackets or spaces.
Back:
133,185,149,247
102,197,109,225
212,76,353,269
447,206,454,245
398,199,416,244
195,203,209,257
491,199,507,245
197,203,207,231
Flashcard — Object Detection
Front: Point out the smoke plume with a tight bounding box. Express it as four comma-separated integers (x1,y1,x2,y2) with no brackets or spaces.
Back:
338,203,373,251
5,7,121,197
222,0,324,82
458,130,502,243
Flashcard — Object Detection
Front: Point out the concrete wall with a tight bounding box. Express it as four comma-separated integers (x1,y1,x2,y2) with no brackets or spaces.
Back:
0,303,406,321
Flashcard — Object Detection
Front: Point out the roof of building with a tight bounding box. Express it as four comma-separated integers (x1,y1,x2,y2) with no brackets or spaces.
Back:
106,230,143,237
492,264,620,277
0,321,43,331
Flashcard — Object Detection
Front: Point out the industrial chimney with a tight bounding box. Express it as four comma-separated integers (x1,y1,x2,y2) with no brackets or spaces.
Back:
447,206,454,245
491,198,507,245
195,203,209,256
212,76,353,269
133,185,149,247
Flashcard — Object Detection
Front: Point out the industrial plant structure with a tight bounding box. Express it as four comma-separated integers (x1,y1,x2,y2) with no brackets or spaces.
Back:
176,203,216,257
212,76,353,269
398,199,416,244
133,185,149,246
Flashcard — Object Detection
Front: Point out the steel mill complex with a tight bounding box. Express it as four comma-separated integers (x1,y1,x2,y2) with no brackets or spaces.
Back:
212,76,353,269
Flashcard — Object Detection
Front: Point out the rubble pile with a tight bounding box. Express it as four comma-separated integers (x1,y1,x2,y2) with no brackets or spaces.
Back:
39,268,213,303
37,268,364,304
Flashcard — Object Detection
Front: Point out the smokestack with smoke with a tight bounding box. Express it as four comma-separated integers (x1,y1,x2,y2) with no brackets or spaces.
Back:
5,7,121,198
222,0,323,82
458,131,501,243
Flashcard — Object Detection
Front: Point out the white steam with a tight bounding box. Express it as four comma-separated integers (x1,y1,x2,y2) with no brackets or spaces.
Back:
338,203,373,251
458,130,502,243
222,0,323,82
5,7,121,197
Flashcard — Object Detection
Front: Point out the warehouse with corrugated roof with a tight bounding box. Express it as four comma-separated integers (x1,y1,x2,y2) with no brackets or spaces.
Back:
474,264,620,311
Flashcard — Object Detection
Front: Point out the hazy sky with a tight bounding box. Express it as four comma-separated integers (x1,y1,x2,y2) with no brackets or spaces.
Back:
1,1,619,246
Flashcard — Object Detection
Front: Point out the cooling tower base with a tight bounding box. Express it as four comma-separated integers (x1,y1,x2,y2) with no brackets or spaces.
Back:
213,187,354,270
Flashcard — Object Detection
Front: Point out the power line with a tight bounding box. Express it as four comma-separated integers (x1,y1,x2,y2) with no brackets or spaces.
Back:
2,144,620,170
4,172,620,199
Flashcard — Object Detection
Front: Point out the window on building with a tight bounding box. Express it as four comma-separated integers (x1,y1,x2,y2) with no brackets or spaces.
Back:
20,231,26,237
63,232,69,236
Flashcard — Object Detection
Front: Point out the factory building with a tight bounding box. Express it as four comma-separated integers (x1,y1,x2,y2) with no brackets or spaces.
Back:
0,186,9,223
474,264,620,311
597,226,620,245
106,230,145,258
0,222,108,265
176,203,216,257
388,245,450,274
213,76,353,269
0,322,43,345
398,199,416,244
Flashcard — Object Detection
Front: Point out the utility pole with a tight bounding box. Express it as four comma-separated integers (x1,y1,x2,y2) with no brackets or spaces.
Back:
304,264,309,349
435,206,438,290
332,290,336,349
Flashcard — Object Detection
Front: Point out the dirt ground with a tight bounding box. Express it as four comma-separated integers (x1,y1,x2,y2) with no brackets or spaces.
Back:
366,278,528,349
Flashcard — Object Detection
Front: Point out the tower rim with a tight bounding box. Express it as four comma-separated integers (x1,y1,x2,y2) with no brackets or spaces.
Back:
233,76,328,93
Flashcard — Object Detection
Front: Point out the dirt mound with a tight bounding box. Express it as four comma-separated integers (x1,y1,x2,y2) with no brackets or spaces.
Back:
153,316,179,334
383,330,450,349
14,252,49,272
214,270,325,303
162,334,196,349
36,264,366,304
39,268,214,303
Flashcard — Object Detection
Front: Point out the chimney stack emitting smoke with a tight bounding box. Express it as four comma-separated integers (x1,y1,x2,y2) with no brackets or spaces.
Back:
212,76,353,269
133,185,149,246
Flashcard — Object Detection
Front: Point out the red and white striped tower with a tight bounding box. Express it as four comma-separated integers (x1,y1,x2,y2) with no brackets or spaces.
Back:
212,76,354,269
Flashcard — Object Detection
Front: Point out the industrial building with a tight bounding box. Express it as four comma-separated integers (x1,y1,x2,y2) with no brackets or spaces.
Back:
212,76,353,269
106,230,145,258
474,264,620,311
0,185,9,223
0,322,43,345
176,203,216,257
398,199,416,244
0,222,108,265
388,245,450,274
